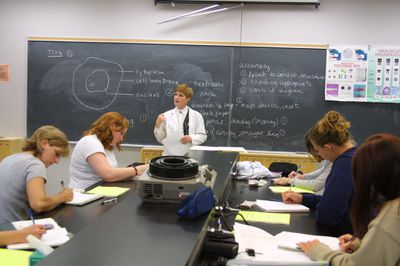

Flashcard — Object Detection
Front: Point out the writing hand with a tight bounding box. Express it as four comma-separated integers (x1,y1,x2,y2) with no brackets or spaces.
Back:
21,224,46,241
339,234,360,253
281,190,302,204
288,171,298,179
61,188,74,202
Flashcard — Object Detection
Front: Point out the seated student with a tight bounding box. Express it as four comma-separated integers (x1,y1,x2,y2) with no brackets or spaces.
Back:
281,111,356,236
0,126,73,224
69,111,147,189
274,131,332,195
298,133,400,266
0,225,45,246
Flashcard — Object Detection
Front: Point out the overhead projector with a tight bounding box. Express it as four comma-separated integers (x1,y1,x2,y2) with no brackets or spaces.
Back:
137,156,217,203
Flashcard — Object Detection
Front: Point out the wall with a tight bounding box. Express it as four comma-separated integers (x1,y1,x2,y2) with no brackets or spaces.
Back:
1,0,399,192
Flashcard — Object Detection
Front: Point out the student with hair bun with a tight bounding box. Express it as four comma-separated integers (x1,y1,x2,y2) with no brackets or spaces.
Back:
298,133,400,266
282,111,356,236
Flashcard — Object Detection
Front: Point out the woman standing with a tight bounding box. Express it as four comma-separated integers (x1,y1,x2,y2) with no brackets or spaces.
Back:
154,83,207,155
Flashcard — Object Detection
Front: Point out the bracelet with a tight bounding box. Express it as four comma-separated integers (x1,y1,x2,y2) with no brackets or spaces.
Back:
133,167,138,176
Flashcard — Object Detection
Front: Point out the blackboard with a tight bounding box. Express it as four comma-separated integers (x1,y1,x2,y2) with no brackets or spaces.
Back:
27,39,400,152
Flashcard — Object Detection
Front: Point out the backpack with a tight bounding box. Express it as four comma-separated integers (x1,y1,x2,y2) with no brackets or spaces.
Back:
177,186,216,219
269,162,298,177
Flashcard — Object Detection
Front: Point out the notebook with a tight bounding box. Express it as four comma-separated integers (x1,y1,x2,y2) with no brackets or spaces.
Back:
275,231,339,252
66,191,103,206
256,199,310,213
8,218,70,250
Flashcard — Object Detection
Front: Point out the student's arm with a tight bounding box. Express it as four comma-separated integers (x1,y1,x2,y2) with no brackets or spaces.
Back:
87,152,145,182
27,177,73,213
0,225,46,246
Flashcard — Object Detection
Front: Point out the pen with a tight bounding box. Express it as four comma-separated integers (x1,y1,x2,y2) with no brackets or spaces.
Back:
28,208,35,225
101,198,118,205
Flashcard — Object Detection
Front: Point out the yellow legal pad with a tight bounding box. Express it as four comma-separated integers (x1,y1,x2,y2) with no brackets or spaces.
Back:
0,248,33,266
269,186,315,194
86,186,130,197
235,211,290,225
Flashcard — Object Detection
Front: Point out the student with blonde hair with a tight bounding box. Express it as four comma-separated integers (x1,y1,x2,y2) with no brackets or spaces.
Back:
69,111,146,189
0,126,73,224
282,111,356,236
274,130,331,194
154,83,207,155
298,133,400,266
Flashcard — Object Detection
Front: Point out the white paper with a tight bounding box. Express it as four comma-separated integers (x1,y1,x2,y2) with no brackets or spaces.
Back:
256,200,310,213
162,131,190,155
9,218,70,249
66,191,103,206
275,231,339,252
12,218,61,230
227,223,328,266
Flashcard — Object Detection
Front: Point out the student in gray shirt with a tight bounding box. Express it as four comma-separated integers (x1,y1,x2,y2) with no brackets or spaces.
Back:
0,126,73,224
274,131,330,195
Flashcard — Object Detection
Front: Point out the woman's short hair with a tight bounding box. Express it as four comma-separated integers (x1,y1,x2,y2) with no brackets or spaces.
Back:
351,133,400,238
23,125,70,157
175,83,193,99
85,111,129,151
309,110,352,147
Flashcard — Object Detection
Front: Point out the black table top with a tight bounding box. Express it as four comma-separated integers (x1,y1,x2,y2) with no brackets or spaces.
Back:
37,150,238,266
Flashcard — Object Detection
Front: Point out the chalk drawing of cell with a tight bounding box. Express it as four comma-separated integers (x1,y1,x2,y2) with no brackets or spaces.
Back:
72,57,123,110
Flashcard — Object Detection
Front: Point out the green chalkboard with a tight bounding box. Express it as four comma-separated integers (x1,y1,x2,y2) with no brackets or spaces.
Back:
27,40,400,151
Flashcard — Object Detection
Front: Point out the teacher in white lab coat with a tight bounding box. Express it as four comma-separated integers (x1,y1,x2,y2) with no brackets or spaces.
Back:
154,83,207,155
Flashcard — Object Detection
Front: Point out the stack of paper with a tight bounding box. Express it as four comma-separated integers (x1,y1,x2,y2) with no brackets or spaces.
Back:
227,223,330,266
8,218,70,250
0,248,33,266
86,186,130,197
256,200,310,213
269,186,315,194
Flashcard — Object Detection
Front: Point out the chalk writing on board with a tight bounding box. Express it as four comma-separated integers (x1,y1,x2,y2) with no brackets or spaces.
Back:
29,41,400,152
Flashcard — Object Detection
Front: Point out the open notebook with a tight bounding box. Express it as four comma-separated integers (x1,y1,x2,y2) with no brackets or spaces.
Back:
66,190,103,206
8,218,70,250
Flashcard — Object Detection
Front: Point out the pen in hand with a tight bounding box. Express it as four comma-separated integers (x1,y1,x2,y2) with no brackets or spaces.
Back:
28,208,35,225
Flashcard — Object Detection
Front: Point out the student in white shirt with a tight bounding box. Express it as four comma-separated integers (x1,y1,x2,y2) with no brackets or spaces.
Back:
69,112,146,189
154,83,207,155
